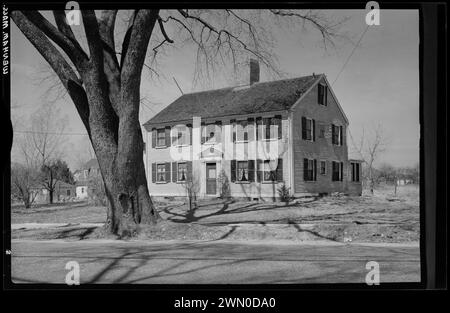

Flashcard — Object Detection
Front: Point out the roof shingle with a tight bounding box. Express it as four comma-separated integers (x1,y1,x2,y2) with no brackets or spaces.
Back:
143,74,321,128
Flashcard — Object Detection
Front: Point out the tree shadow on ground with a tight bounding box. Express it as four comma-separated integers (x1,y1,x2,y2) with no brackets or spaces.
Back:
161,198,319,224
84,246,250,284
286,219,340,242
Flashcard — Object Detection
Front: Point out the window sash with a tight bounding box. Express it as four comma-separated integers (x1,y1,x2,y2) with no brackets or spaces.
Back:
236,121,248,142
157,129,165,146
332,162,342,181
237,161,249,181
204,124,216,143
157,164,166,182
304,159,315,181
178,163,187,181
261,160,277,181
305,119,312,140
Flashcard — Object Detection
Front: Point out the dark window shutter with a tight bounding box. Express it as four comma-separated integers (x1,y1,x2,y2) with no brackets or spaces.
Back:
151,163,156,183
247,118,254,141
340,162,344,181
165,126,171,147
165,162,171,182
256,117,262,140
312,119,316,141
340,126,344,146
303,158,308,181
172,162,177,182
314,159,317,181
201,122,206,144
215,121,222,143
276,158,283,181
331,124,335,144
301,117,307,140
171,129,177,146
275,115,282,139
186,161,192,180
152,128,156,148
187,124,192,145
230,120,236,143
324,86,328,106
256,159,262,182
230,160,236,182
318,84,324,104
248,160,255,182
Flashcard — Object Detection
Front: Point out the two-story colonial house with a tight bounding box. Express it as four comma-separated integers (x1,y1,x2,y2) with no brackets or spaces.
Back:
143,60,362,200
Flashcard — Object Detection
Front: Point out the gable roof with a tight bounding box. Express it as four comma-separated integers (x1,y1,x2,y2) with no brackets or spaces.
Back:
143,74,322,128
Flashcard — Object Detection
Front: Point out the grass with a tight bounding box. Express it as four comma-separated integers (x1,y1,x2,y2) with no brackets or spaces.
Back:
11,184,419,243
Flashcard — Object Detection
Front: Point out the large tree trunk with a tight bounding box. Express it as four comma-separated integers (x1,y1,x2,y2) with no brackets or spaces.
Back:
48,189,54,204
11,9,161,237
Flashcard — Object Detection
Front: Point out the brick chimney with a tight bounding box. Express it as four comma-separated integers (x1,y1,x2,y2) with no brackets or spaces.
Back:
249,58,260,85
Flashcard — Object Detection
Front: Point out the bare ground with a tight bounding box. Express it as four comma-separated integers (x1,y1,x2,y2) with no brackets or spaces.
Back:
11,184,419,243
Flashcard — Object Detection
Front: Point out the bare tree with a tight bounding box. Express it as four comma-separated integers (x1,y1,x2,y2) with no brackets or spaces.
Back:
24,103,67,203
11,163,39,208
12,9,347,236
349,124,389,194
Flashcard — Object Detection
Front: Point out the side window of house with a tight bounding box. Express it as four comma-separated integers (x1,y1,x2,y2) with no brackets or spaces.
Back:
331,124,343,146
320,160,327,175
318,83,328,106
67,190,70,196
332,161,344,181
302,117,315,141
303,158,317,181
351,162,360,182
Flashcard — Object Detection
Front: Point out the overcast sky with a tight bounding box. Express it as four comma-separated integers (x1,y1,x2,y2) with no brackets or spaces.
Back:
10,9,419,170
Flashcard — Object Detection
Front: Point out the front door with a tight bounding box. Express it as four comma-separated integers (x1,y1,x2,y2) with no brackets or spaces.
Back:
206,163,217,195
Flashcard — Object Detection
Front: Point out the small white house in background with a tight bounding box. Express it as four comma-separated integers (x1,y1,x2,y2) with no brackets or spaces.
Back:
75,183,89,199
73,158,100,199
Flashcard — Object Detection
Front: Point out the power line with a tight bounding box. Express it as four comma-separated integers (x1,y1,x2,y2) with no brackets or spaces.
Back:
14,130,89,136
332,25,370,86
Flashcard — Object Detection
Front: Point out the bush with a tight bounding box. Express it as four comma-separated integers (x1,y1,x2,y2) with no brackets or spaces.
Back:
218,170,231,199
277,183,293,204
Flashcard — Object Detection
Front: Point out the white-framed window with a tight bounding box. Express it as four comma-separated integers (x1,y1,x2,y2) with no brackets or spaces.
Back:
174,125,188,146
156,128,166,147
261,160,277,181
203,123,217,144
320,160,327,175
236,120,248,142
177,162,187,182
237,161,249,181
156,163,166,182
263,117,279,140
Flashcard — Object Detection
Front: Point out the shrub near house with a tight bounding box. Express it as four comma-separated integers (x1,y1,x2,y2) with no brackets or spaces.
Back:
143,61,362,200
